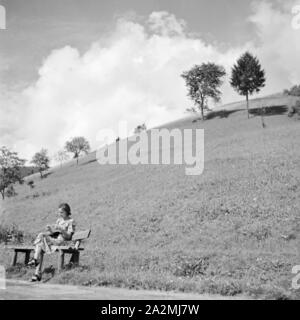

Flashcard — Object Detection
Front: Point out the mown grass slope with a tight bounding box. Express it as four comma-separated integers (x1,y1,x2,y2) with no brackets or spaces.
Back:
1,97,300,298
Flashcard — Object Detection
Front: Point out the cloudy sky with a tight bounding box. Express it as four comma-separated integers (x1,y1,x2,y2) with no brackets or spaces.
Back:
0,0,300,162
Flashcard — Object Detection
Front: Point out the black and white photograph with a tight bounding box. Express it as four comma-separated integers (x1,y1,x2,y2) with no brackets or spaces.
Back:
0,0,300,305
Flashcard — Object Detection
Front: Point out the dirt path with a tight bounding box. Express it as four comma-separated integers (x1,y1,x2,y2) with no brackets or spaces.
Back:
0,279,250,300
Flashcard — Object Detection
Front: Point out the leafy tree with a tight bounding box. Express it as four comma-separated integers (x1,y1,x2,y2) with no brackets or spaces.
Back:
284,84,300,96
54,150,70,168
0,147,25,200
65,137,90,165
230,52,266,118
31,149,50,178
181,62,226,120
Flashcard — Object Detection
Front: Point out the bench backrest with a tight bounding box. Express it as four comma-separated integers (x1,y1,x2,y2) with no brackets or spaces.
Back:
72,229,91,242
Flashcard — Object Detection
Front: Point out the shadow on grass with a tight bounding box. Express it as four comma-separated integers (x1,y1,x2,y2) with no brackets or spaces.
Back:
81,158,97,166
205,109,243,120
249,105,288,117
200,105,288,122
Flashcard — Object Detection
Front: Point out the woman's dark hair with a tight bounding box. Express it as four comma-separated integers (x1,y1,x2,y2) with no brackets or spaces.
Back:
59,203,71,216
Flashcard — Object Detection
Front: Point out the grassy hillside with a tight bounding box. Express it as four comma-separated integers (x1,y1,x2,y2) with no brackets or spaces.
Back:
0,98,300,298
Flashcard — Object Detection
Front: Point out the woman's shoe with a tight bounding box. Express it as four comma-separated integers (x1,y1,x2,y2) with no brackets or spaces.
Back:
27,258,39,267
30,274,41,282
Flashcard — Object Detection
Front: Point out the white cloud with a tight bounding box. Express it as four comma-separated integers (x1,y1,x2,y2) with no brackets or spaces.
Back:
249,0,300,91
1,3,300,162
148,11,186,36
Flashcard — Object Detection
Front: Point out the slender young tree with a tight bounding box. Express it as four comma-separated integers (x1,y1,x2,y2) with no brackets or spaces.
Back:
181,62,226,120
230,52,266,118
54,150,70,168
31,149,50,178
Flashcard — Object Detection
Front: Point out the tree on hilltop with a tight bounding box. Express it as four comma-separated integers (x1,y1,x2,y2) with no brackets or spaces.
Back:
230,52,266,119
65,137,90,165
181,62,226,120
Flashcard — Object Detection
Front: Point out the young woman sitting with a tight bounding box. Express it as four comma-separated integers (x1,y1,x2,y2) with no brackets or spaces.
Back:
28,203,76,282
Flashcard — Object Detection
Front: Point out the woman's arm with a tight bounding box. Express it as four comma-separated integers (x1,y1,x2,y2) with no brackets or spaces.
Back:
59,229,73,240
53,219,61,230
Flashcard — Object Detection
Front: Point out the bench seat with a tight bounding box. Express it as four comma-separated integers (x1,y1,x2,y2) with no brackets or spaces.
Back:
6,245,84,251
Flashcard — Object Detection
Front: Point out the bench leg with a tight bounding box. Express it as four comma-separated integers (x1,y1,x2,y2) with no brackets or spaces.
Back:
12,251,18,266
70,252,80,266
58,251,64,272
24,251,31,265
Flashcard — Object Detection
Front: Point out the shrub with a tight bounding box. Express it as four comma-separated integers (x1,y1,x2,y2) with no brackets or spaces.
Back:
288,100,300,118
171,254,210,277
27,180,35,189
0,224,24,244
134,123,147,134
284,85,300,96
5,185,17,198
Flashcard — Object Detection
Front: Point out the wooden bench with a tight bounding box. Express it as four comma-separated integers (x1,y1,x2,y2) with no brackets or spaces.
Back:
7,229,91,272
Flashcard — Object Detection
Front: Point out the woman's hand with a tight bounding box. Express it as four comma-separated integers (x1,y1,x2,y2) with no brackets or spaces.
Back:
55,226,63,233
